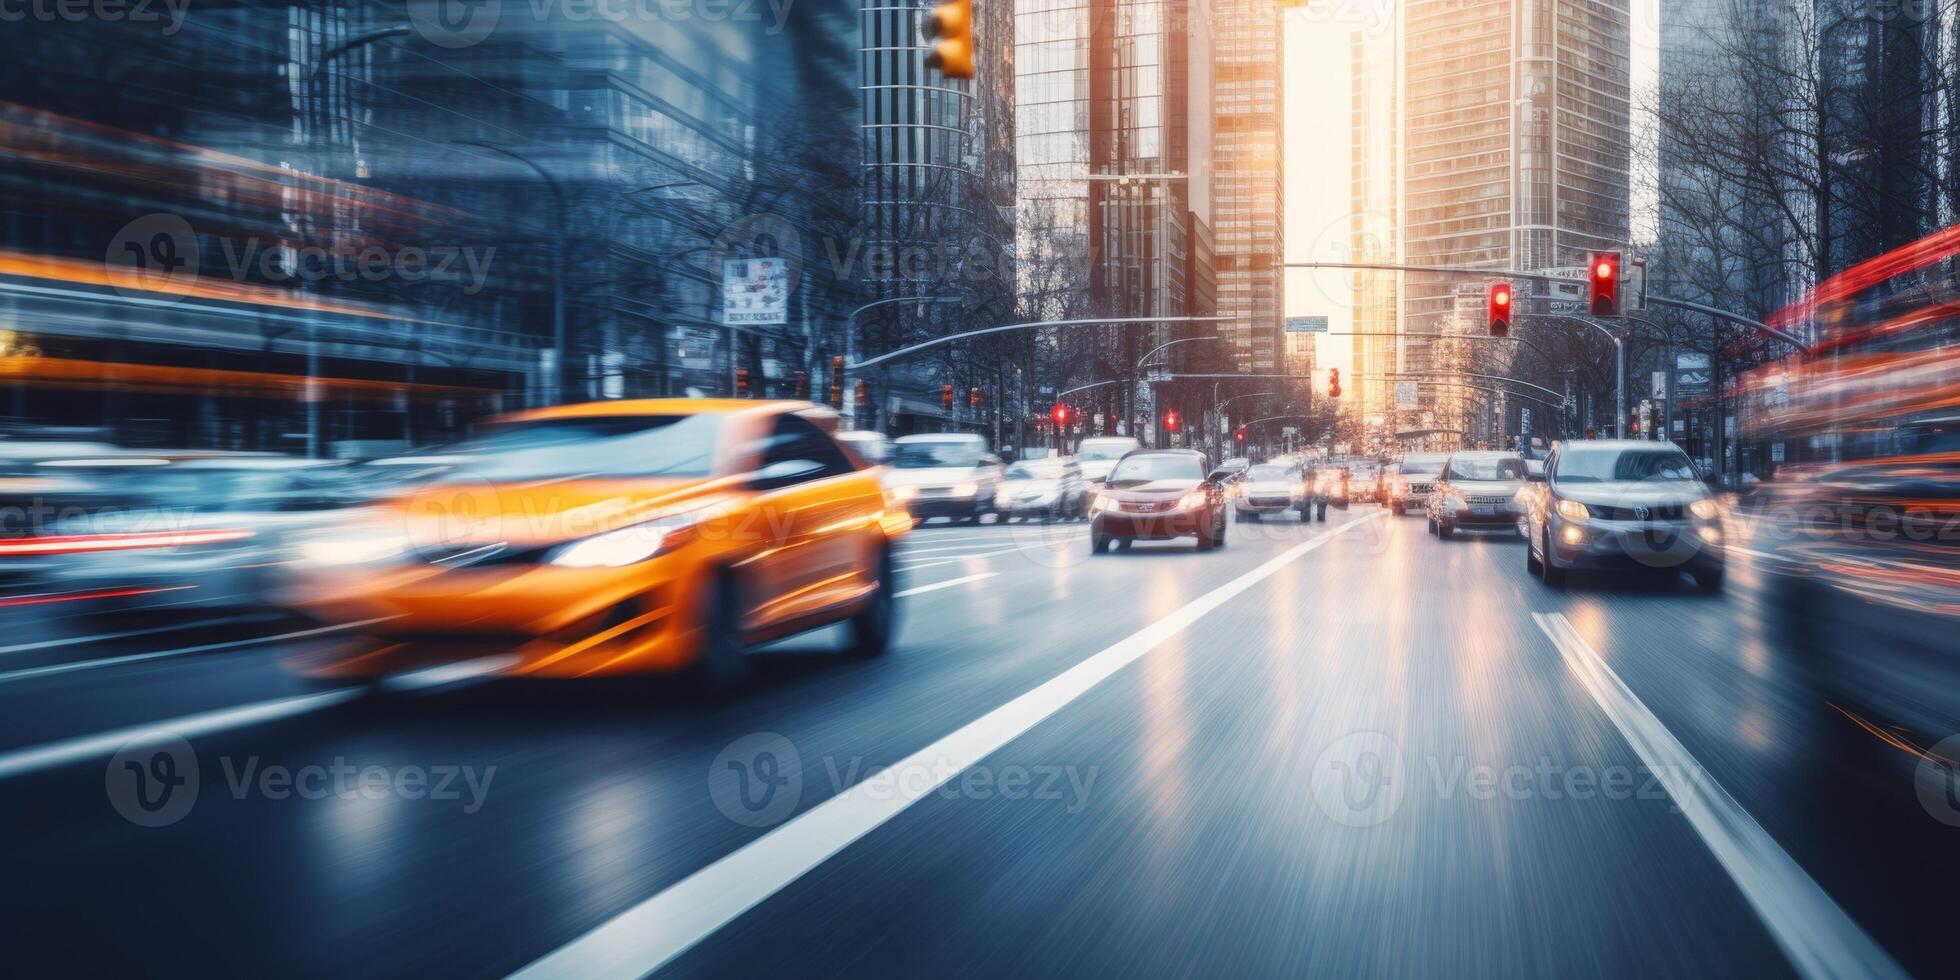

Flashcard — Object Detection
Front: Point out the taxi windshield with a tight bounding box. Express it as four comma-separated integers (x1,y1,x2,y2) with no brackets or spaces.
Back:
442,415,722,480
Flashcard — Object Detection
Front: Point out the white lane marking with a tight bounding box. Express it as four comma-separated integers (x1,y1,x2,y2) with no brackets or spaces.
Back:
1531,612,1906,980
0,613,277,657
0,690,358,780
0,617,395,684
893,546,1030,571
512,511,1386,980
894,572,997,598
895,542,1036,557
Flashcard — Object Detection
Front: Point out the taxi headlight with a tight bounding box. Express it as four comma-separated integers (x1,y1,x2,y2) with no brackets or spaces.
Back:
547,514,702,568
1556,499,1591,521
1688,498,1721,521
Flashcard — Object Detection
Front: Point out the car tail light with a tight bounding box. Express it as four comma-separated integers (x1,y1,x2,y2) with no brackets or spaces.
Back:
0,528,253,556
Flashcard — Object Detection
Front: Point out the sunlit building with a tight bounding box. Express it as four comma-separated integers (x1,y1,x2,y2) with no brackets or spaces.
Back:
1400,0,1632,436
1212,0,1287,376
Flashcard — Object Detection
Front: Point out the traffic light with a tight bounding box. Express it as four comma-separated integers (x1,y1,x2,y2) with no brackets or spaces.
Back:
969,387,982,408
942,384,954,411
1051,403,1070,427
923,0,974,79
1163,410,1181,432
830,355,845,408
1235,426,1247,444
1588,250,1622,316
793,371,808,399
1488,281,1513,336
855,379,869,410
736,368,750,398
1328,368,1341,399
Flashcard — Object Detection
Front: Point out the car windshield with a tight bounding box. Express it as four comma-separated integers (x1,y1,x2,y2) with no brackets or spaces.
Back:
893,441,984,468
435,414,722,480
1447,456,1527,481
1246,465,1294,480
1556,448,1698,483
1006,460,1065,480
1106,453,1204,484
1400,457,1447,476
1077,441,1136,461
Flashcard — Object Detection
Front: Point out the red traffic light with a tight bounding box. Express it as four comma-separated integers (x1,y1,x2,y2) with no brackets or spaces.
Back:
1328,368,1342,399
736,368,750,397
1488,281,1513,337
941,383,954,410
1588,251,1622,316
969,387,982,408
1235,426,1246,443
1163,410,1181,432
854,379,869,408
1051,403,1070,427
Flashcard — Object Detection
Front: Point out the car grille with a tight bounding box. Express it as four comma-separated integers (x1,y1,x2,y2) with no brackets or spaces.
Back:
1406,483,1433,496
1590,502,1687,521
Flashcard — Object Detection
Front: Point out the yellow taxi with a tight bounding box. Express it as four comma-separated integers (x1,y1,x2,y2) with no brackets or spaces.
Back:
286,399,909,685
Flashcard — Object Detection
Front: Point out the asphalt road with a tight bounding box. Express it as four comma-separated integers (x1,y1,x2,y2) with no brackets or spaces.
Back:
1,505,1955,978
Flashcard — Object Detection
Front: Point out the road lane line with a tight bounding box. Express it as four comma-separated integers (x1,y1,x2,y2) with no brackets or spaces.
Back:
0,690,359,780
895,542,1036,556
894,572,997,598
1531,612,1906,980
0,613,276,657
893,546,1030,571
0,617,395,684
512,511,1385,980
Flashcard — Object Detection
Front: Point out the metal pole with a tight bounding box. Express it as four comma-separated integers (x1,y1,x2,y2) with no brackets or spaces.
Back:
1615,330,1626,439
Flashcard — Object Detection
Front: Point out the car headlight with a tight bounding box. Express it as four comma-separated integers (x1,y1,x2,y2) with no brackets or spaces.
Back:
885,484,919,502
1556,499,1591,521
949,482,979,498
546,513,704,568
1688,498,1721,521
298,531,404,567
1177,491,1208,511
1089,493,1111,513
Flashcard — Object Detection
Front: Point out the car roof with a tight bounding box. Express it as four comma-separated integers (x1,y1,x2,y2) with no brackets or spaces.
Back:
895,432,985,443
496,398,823,423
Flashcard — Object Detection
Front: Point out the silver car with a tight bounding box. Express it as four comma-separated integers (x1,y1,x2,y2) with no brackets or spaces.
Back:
1427,451,1529,539
994,456,1088,521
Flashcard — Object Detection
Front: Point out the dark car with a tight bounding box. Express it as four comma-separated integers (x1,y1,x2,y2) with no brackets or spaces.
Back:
1088,450,1229,553
1427,451,1528,538
1522,440,1726,591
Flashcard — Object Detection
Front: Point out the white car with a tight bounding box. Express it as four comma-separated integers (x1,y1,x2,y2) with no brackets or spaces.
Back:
883,433,1003,524
1234,462,1310,522
994,457,1087,521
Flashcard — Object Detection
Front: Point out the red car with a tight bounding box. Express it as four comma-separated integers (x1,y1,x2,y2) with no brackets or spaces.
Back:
1087,449,1231,553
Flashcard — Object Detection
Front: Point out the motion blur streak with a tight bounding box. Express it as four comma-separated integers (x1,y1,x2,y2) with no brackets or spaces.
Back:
1536,613,1907,980
513,513,1385,980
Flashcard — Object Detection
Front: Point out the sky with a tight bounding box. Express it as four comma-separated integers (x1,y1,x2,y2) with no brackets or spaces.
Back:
1280,0,1661,384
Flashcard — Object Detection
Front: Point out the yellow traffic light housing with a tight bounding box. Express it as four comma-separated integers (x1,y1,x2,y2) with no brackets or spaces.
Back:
924,0,975,79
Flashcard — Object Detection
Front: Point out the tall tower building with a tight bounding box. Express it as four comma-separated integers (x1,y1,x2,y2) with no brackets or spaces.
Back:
1400,0,1631,432
1212,0,1287,375
1349,13,1400,427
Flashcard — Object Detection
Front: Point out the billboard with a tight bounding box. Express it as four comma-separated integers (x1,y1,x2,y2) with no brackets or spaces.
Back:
1394,381,1419,409
722,258,789,326
1285,316,1328,333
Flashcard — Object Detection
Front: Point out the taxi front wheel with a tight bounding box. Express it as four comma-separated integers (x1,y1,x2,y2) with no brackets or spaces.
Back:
693,571,754,689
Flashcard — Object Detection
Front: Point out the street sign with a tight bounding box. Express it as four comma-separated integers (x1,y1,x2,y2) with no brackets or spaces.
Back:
722,257,789,326
1394,381,1419,409
1285,316,1328,333
1676,352,1711,389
